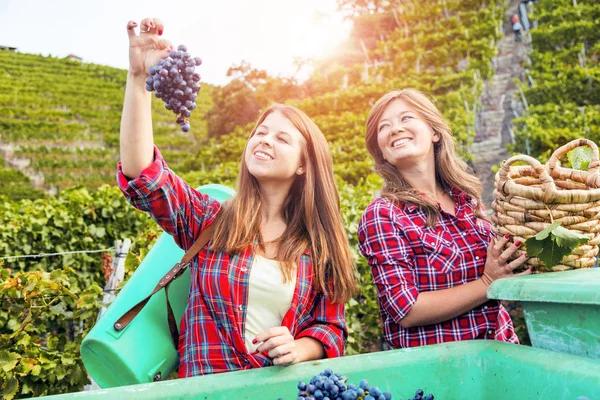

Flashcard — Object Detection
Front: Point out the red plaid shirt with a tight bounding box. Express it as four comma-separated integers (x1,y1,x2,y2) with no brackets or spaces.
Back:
117,146,347,377
357,190,518,349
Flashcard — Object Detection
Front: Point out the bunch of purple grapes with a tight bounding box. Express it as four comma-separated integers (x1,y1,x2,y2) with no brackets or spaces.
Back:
404,389,434,400
145,44,202,132
276,368,394,400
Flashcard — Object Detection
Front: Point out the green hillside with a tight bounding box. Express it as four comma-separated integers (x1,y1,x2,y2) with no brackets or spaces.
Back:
0,51,213,197
0,0,502,200
512,0,600,160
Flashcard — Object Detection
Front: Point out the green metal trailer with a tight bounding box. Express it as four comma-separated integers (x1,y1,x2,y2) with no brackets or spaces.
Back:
46,340,599,399
49,268,599,399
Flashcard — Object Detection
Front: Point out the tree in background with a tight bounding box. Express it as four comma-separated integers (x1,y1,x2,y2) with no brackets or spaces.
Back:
206,79,261,138
206,61,306,137
337,0,393,17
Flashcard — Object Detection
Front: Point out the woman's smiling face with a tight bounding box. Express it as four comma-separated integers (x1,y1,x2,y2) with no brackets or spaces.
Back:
244,110,306,184
377,98,439,169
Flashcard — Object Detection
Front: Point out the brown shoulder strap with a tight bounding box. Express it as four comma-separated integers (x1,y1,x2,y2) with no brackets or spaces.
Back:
113,217,218,346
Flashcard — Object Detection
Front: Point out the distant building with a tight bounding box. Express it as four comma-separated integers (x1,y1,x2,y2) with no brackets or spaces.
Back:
0,45,18,52
66,54,83,62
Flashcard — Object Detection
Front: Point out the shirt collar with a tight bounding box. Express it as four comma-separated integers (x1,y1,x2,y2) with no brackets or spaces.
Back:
449,187,472,205
394,187,473,211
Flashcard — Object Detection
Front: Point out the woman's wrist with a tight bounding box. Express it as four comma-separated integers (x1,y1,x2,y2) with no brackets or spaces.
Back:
293,339,308,363
294,337,324,363
128,68,149,81
126,71,151,94
480,272,494,287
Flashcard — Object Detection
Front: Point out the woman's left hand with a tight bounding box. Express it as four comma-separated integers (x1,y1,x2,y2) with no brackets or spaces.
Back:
253,326,299,366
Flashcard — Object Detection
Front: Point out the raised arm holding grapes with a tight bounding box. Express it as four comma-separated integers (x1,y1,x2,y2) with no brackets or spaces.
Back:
120,18,173,179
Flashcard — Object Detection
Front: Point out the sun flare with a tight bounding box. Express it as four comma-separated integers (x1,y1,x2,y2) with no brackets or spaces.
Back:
295,11,352,58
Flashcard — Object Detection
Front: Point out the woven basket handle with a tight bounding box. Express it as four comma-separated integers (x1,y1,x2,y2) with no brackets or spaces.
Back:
547,139,600,174
498,154,559,203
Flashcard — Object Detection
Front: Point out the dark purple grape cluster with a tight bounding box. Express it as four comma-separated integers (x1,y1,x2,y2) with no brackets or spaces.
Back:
404,389,434,400
145,44,202,132
276,369,393,400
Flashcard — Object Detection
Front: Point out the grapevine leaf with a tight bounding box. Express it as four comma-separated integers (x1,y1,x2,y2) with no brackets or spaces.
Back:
533,221,561,240
526,223,589,268
0,351,20,372
536,239,572,269
552,226,590,249
21,382,34,395
16,334,30,347
50,303,73,318
0,375,18,400
525,222,561,258
525,235,547,257
567,146,593,171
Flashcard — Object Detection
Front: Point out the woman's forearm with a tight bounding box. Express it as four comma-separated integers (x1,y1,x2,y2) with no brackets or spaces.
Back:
119,72,155,178
294,337,325,362
400,278,489,328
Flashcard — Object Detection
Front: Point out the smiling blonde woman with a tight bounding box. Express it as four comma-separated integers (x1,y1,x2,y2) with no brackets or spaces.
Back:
118,17,356,377
358,88,531,349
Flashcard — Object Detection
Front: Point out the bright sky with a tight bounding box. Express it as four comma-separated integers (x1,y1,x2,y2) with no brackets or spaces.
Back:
0,0,352,85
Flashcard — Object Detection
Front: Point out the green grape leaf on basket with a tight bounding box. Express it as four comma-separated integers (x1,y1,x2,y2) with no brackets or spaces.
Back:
525,222,590,268
567,146,593,171
525,222,560,257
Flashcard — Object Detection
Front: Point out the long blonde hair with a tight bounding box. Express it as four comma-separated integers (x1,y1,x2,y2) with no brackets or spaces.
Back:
211,104,357,303
365,88,486,225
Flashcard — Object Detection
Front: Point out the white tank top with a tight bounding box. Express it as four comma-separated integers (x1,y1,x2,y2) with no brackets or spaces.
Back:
244,254,297,353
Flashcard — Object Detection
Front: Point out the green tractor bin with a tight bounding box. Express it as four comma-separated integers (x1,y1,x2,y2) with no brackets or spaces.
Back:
51,340,600,399
488,268,600,360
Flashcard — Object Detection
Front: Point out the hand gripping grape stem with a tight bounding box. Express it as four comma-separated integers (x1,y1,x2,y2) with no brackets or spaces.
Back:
144,44,202,132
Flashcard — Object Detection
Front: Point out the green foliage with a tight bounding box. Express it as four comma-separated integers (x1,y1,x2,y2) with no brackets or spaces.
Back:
206,61,307,138
0,267,103,398
0,186,153,288
0,187,157,397
0,168,46,202
568,146,594,170
338,176,385,354
206,80,261,138
510,103,600,161
525,222,590,269
513,0,600,160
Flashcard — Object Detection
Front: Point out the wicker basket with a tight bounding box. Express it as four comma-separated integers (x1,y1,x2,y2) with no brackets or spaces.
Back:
492,138,600,272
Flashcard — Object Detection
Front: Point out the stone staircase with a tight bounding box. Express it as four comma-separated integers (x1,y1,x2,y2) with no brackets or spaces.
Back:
472,0,529,209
